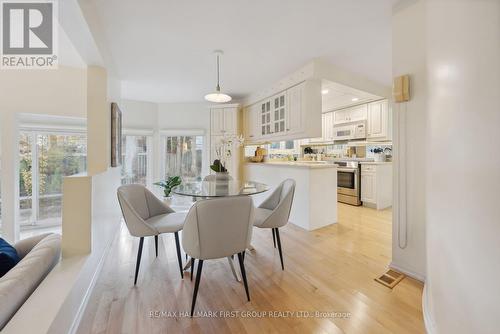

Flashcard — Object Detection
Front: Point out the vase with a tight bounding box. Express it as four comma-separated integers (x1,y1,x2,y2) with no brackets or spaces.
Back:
215,172,231,181
163,196,173,207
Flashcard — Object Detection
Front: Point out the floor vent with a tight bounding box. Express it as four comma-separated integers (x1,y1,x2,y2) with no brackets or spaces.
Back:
375,269,405,288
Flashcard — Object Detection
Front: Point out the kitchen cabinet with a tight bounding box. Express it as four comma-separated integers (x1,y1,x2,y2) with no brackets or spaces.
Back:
361,163,392,210
209,104,241,179
244,104,260,142
333,104,367,125
367,100,392,141
243,79,322,142
210,106,238,135
309,111,334,143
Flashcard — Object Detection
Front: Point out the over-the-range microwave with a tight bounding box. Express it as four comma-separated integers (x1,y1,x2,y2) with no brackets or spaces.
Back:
333,122,366,140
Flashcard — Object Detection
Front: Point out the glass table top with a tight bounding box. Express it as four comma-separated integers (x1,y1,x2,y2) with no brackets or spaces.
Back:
172,180,269,198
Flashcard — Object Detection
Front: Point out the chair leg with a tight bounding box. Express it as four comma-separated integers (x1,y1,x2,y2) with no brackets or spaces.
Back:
272,228,276,248
191,258,195,281
174,232,184,279
237,252,250,301
154,235,158,257
190,259,204,317
242,250,245,262
134,237,144,285
275,228,284,270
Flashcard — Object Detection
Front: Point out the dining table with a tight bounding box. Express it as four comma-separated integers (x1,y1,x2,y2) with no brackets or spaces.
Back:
172,179,270,282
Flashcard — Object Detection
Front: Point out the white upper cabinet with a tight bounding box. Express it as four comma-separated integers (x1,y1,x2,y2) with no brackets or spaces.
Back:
244,104,260,141
211,106,238,135
367,100,391,141
243,79,321,142
333,104,368,125
309,111,334,143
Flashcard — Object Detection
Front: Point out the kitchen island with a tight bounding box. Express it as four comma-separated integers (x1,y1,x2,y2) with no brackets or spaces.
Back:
244,161,337,231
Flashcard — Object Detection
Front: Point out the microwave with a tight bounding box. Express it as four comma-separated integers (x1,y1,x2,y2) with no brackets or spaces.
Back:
333,122,366,140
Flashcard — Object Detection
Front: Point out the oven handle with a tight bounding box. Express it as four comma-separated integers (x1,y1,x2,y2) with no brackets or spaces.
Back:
337,168,358,174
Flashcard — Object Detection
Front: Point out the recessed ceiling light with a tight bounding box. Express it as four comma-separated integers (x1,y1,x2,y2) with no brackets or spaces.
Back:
351,97,359,102
321,89,329,95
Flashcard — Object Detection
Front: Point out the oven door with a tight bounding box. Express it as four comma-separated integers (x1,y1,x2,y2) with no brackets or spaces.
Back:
337,168,358,196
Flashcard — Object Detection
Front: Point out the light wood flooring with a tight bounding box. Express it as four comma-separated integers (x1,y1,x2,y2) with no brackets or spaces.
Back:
76,203,424,334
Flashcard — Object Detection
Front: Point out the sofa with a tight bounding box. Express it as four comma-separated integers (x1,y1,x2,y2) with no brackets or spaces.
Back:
0,233,61,330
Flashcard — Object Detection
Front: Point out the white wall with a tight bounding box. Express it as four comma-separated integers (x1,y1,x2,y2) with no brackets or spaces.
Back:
157,102,210,131
391,0,427,280
424,0,500,333
393,0,500,333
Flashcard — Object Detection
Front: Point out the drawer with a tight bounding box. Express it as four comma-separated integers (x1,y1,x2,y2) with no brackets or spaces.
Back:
361,165,376,173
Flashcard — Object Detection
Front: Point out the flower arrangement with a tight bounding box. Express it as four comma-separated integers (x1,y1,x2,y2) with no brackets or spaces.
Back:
154,176,182,198
210,133,244,173
370,147,383,154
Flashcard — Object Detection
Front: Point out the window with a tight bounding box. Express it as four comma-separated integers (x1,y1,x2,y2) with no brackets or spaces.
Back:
19,131,87,230
121,135,152,186
161,135,204,182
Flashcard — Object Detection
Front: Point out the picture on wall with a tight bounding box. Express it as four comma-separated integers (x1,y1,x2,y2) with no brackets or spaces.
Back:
111,102,122,167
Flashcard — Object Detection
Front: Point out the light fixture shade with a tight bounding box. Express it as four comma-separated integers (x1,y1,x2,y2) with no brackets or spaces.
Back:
204,92,232,103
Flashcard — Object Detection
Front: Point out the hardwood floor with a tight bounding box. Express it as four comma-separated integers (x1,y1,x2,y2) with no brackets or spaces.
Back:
76,203,424,334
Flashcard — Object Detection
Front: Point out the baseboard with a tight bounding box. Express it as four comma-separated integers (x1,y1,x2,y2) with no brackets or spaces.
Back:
67,224,121,334
422,283,437,334
389,262,425,282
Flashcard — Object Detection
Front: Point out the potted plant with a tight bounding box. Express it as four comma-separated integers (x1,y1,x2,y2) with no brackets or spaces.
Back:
154,176,182,205
211,134,244,178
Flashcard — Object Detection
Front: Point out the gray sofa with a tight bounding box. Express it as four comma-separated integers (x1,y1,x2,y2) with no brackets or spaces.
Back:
0,233,61,330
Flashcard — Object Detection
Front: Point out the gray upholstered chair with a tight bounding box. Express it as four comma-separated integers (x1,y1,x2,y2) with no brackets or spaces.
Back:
0,234,61,330
117,184,186,285
182,196,254,316
253,179,296,270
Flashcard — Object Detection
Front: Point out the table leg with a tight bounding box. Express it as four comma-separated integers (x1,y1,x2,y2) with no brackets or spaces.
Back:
227,256,241,282
183,257,193,271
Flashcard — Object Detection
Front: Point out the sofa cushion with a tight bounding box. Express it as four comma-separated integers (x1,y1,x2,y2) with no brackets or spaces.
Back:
0,234,61,330
0,238,20,277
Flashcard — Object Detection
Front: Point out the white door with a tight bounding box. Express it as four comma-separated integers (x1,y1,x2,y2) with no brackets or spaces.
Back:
286,84,304,135
361,173,376,203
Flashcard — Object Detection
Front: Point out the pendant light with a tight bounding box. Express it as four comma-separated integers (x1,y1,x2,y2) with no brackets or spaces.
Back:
204,50,232,103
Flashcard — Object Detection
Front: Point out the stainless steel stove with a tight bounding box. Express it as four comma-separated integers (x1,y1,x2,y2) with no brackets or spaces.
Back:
335,161,361,206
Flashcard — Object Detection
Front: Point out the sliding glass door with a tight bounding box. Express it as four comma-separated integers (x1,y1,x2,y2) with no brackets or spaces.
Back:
161,135,204,182
121,135,152,186
19,131,87,230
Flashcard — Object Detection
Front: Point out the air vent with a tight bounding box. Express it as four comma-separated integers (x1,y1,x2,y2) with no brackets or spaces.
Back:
375,269,405,288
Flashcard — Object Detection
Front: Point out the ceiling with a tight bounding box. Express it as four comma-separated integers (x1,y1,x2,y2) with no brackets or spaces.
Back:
321,80,382,111
83,0,393,103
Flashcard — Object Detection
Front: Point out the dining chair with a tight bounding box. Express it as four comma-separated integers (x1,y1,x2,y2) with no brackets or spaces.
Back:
117,184,186,285
252,179,296,270
182,196,254,316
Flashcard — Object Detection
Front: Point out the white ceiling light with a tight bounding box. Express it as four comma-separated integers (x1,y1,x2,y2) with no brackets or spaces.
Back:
205,50,232,103
351,97,359,102
321,89,329,95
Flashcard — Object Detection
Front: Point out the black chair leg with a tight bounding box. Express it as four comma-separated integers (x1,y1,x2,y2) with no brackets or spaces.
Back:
134,237,144,285
154,235,158,257
272,228,276,248
190,259,204,317
275,228,284,270
174,232,183,279
191,258,195,281
242,250,245,262
237,252,250,301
